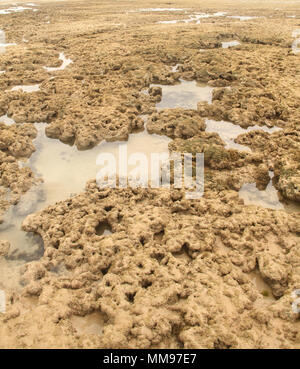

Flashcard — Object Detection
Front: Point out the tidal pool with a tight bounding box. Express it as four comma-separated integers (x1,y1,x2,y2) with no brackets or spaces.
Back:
222,40,240,48
151,79,214,109
239,172,300,212
239,180,283,210
11,84,40,93
157,20,179,24
157,11,227,24
1,75,298,292
170,64,180,72
0,120,171,261
44,53,73,72
71,312,106,335
0,6,37,15
228,15,259,21
205,119,281,152
0,114,15,125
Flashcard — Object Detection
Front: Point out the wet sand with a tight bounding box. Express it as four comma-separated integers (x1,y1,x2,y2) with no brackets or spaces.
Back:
0,0,299,349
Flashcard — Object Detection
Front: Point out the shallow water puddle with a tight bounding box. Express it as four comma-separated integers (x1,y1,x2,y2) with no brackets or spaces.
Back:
0,121,171,259
157,20,179,24
190,12,227,22
29,123,170,205
0,188,45,261
157,11,227,24
209,12,227,17
0,5,38,15
238,172,299,212
205,119,281,152
228,15,259,21
139,8,186,12
71,312,105,336
155,12,261,25
170,64,180,72
0,114,15,125
11,84,40,93
44,53,73,72
151,79,214,109
222,40,240,48
239,180,300,212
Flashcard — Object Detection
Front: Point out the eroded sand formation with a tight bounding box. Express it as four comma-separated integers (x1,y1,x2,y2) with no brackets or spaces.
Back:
0,123,38,219
0,0,299,348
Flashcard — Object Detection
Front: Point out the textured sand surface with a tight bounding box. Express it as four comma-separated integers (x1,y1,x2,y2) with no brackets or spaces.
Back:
0,0,299,348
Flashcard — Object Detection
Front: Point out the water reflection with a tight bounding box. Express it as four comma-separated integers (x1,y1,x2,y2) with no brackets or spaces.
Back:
151,79,214,109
